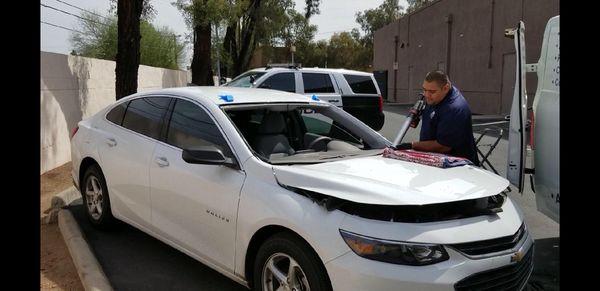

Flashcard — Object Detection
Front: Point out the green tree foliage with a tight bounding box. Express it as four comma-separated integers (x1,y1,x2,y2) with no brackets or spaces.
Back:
303,0,320,18
325,31,371,71
355,0,403,45
70,12,185,70
174,0,231,85
171,0,321,77
300,39,328,67
109,0,156,21
406,0,436,13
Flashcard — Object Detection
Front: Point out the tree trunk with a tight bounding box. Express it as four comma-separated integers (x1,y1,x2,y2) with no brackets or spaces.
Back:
191,24,213,85
223,24,238,77
115,0,143,100
235,0,262,76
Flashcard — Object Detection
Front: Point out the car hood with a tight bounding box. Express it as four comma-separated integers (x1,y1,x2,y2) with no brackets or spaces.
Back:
272,155,509,205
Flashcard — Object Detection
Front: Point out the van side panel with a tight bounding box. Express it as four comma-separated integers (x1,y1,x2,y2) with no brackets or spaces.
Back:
533,16,560,223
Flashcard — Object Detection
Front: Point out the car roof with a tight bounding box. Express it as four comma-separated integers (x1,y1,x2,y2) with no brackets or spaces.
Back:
135,86,321,106
249,67,373,76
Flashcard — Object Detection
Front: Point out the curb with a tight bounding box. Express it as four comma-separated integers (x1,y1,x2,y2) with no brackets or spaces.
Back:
44,186,81,224
58,206,113,291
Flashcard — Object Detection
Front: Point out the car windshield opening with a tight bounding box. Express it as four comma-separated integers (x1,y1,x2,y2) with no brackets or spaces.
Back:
222,103,391,164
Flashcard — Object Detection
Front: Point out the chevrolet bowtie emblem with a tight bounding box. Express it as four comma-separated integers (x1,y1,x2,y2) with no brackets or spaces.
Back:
510,251,524,263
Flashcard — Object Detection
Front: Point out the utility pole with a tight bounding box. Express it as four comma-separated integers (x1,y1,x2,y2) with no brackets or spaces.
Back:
174,34,177,67
291,45,296,64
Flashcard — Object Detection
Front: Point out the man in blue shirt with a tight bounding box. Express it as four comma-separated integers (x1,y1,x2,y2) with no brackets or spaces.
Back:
397,71,480,166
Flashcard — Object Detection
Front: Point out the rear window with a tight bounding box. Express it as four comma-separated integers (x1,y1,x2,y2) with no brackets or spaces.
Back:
343,74,377,94
303,73,335,93
122,97,170,139
106,102,128,125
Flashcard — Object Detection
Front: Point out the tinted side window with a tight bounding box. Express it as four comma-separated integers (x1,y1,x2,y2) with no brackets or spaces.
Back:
303,73,335,93
343,74,377,94
259,73,296,92
106,102,128,125
121,97,170,139
167,99,232,157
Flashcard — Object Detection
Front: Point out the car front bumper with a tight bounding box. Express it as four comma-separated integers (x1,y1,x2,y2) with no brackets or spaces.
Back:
325,232,534,291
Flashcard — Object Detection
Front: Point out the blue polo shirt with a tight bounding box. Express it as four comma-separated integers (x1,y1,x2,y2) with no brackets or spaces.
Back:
420,86,480,165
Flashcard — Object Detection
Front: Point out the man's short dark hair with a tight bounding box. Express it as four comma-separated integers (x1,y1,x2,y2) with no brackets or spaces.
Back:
425,71,450,87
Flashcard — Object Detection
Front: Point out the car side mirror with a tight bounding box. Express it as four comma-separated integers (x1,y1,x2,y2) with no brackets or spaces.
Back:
182,146,239,169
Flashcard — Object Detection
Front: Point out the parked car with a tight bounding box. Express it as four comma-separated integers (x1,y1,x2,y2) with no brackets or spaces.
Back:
71,86,533,290
223,65,385,131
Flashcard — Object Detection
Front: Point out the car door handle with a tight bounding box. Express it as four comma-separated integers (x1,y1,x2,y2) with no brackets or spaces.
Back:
155,157,169,167
106,138,117,147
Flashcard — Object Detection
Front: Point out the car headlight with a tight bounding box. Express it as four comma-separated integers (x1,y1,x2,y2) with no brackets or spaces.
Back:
339,229,449,266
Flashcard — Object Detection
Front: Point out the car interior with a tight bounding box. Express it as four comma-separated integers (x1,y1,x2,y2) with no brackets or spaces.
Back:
223,104,380,162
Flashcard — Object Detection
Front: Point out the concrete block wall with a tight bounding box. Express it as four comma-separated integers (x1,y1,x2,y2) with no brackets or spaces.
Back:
40,51,189,174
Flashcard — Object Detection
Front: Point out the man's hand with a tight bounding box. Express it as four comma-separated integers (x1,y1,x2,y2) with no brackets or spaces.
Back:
412,140,451,153
394,142,413,150
409,115,421,128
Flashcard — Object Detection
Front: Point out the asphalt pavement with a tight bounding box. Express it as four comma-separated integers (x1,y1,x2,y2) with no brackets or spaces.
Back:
68,203,248,291
67,107,559,290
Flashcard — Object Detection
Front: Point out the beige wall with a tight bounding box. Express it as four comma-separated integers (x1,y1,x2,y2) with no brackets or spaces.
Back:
40,51,189,174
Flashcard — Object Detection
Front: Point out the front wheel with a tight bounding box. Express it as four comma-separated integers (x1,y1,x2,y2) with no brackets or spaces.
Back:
253,233,332,291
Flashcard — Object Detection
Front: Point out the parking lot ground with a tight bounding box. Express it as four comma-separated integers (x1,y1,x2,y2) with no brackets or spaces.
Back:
67,203,247,291
41,162,85,291
68,200,558,291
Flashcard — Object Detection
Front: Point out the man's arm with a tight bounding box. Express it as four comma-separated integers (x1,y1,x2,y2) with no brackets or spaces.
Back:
412,140,452,153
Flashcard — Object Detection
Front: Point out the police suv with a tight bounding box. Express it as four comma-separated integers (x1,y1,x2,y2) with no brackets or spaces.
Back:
224,65,385,131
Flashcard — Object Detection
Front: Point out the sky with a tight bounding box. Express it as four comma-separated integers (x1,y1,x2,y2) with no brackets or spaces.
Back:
40,0,409,67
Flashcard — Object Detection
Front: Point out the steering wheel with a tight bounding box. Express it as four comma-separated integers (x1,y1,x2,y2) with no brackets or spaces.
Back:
307,136,332,151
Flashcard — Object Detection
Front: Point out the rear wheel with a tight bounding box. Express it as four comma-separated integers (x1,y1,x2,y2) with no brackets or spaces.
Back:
82,164,115,228
253,233,332,291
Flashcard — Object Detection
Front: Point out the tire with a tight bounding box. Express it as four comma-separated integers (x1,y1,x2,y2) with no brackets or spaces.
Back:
81,164,115,229
253,232,332,291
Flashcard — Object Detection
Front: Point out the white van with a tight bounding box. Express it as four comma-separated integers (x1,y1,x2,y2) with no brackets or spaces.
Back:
507,16,559,223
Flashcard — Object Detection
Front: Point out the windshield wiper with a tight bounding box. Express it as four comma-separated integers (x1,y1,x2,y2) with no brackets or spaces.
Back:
318,153,360,160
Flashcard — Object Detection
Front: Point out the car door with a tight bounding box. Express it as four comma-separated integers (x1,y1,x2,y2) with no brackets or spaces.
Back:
97,96,170,229
301,72,343,107
149,97,246,271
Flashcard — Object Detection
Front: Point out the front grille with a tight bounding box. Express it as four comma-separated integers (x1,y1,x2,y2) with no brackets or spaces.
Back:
449,223,526,256
455,246,534,291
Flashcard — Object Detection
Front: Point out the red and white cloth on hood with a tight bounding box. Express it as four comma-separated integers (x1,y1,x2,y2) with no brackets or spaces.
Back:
382,147,474,168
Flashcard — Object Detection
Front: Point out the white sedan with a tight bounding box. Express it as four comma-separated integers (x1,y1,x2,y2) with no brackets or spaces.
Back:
70,86,534,291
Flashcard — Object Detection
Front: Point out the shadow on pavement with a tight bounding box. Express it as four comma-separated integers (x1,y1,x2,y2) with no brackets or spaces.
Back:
67,204,558,291
526,237,560,291
67,204,248,291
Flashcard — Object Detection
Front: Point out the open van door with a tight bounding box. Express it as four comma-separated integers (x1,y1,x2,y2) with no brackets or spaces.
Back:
505,21,528,193
506,17,560,223
531,16,560,223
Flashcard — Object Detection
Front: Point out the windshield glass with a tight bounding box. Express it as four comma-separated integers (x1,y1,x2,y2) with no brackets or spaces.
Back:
222,103,391,164
224,71,266,87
